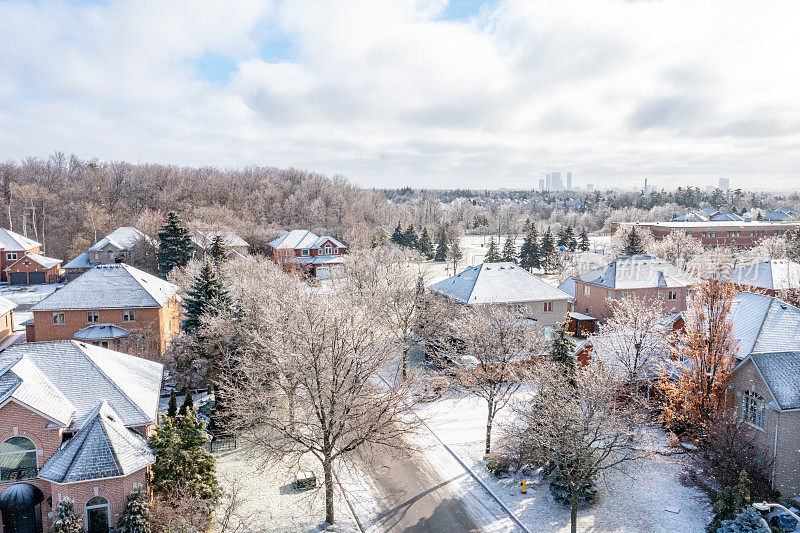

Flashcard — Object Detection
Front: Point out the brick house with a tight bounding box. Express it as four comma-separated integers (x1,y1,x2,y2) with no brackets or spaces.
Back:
429,262,573,330
27,264,181,361
268,230,346,279
0,340,161,533
5,254,62,285
0,230,43,284
727,259,800,304
63,227,145,278
572,255,695,321
0,296,16,344
611,220,800,248
726,292,800,497
189,231,249,259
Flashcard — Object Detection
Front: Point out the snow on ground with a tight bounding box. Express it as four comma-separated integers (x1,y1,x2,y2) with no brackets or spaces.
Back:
0,283,61,330
215,445,361,533
415,390,711,533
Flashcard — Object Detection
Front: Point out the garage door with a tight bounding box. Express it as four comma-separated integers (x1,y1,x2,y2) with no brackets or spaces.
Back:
9,272,28,285
315,267,330,279
28,272,46,284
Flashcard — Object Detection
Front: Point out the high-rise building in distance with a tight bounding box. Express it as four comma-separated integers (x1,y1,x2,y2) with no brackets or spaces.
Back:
719,177,730,190
567,172,572,190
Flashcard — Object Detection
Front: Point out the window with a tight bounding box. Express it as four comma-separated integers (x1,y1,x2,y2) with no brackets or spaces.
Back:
0,436,37,481
91,341,109,348
53,312,66,325
324,244,333,255
657,291,664,301
668,290,678,300
85,496,110,533
583,285,590,296
334,248,339,254
87,311,99,323
741,390,765,429
123,309,136,322
543,301,552,312
301,249,310,257
5,253,16,261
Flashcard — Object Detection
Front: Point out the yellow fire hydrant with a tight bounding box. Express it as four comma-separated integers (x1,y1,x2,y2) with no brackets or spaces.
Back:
521,479,527,494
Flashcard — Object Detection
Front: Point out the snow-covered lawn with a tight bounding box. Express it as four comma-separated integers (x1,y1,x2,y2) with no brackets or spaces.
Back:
214,445,360,532
415,390,711,533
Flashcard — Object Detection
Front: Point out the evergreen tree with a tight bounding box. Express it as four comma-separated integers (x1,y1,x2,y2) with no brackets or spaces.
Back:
520,226,540,271
579,229,590,252
564,227,577,252
390,223,404,246
371,227,389,248
502,235,517,263
157,211,193,278
417,227,434,259
52,498,83,533
179,389,194,416
715,508,769,533
434,228,449,261
208,234,226,264
181,262,230,333
707,471,753,533
623,227,646,256
557,227,568,249
448,237,464,274
167,390,178,419
540,227,559,273
550,318,577,380
403,224,419,249
116,490,150,533
485,237,501,262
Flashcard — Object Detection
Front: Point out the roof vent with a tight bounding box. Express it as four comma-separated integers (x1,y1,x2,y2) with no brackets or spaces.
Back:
781,304,788,310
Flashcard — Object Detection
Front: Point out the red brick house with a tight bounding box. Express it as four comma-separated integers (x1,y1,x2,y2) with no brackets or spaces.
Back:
611,220,800,248
573,255,695,321
0,296,16,344
0,230,43,284
268,230,346,279
0,340,162,532
28,264,181,361
727,259,800,304
5,254,62,285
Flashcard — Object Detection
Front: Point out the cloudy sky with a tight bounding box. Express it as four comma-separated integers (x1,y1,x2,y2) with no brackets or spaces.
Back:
1,0,799,190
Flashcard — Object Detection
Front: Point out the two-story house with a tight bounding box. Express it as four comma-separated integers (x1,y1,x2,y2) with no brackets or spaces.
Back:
0,340,161,533
572,255,695,321
428,262,573,330
268,230,347,279
189,231,249,259
727,259,800,304
0,229,51,285
27,264,181,361
62,227,145,278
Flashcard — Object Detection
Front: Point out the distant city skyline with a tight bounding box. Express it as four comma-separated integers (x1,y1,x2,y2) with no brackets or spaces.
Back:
1,1,799,190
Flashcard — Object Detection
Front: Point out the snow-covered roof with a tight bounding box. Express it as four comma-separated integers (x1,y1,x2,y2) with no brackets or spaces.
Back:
190,230,249,250
673,212,708,222
728,260,800,290
0,295,16,317
557,276,576,298
88,227,144,252
5,253,61,271
575,255,694,290
0,340,162,428
31,264,178,311
38,401,154,483
745,352,800,410
63,252,91,270
429,262,571,305
73,324,131,341
296,255,346,265
729,292,800,359
711,212,744,222
0,228,40,252
269,230,346,250
700,207,720,217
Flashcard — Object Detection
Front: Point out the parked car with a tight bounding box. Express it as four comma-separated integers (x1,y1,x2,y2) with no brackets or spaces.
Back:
767,507,799,532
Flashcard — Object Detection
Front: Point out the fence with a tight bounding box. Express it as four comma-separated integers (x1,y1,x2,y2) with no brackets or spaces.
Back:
204,435,237,453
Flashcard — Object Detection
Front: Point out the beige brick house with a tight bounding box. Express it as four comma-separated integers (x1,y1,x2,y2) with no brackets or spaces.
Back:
63,227,145,278
572,255,695,321
27,264,181,361
429,262,572,330
0,340,162,532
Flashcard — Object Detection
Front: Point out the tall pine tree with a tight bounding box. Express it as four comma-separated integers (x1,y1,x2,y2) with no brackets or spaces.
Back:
390,222,404,246
502,235,517,263
208,234,227,264
157,211,193,278
403,224,419,249
578,229,590,252
564,227,577,252
540,227,559,273
623,227,646,256
520,226,540,271
550,317,577,380
417,227,434,259
485,237,501,262
434,228,449,261
167,390,178,419
181,262,230,333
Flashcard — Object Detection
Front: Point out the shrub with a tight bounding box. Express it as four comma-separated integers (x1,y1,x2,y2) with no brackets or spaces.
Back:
715,507,770,533
485,452,512,478
549,468,597,507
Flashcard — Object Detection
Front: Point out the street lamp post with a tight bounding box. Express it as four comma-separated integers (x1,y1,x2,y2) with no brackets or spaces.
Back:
753,501,800,522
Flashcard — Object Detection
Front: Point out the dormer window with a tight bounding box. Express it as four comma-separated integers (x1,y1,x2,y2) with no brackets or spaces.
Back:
324,244,333,255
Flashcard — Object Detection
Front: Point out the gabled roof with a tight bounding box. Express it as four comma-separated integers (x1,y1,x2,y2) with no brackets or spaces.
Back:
673,212,707,222
73,324,131,341
736,352,800,411
729,260,800,290
711,212,744,221
38,401,154,484
429,262,571,305
729,292,800,359
88,227,144,252
574,255,694,290
309,235,346,249
269,230,346,251
700,207,721,217
31,264,178,311
763,209,799,221
5,253,61,271
62,252,91,270
557,276,576,299
0,340,162,428
190,230,249,250
0,229,40,252
0,295,16,317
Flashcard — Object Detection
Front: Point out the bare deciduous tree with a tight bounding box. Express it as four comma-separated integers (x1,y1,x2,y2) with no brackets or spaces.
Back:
646,229,703,270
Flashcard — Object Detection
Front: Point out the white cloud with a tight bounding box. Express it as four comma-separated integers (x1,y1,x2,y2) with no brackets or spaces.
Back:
0,0,799,189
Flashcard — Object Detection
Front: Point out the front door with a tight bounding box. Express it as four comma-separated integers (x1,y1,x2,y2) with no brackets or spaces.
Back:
1,503,42,533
